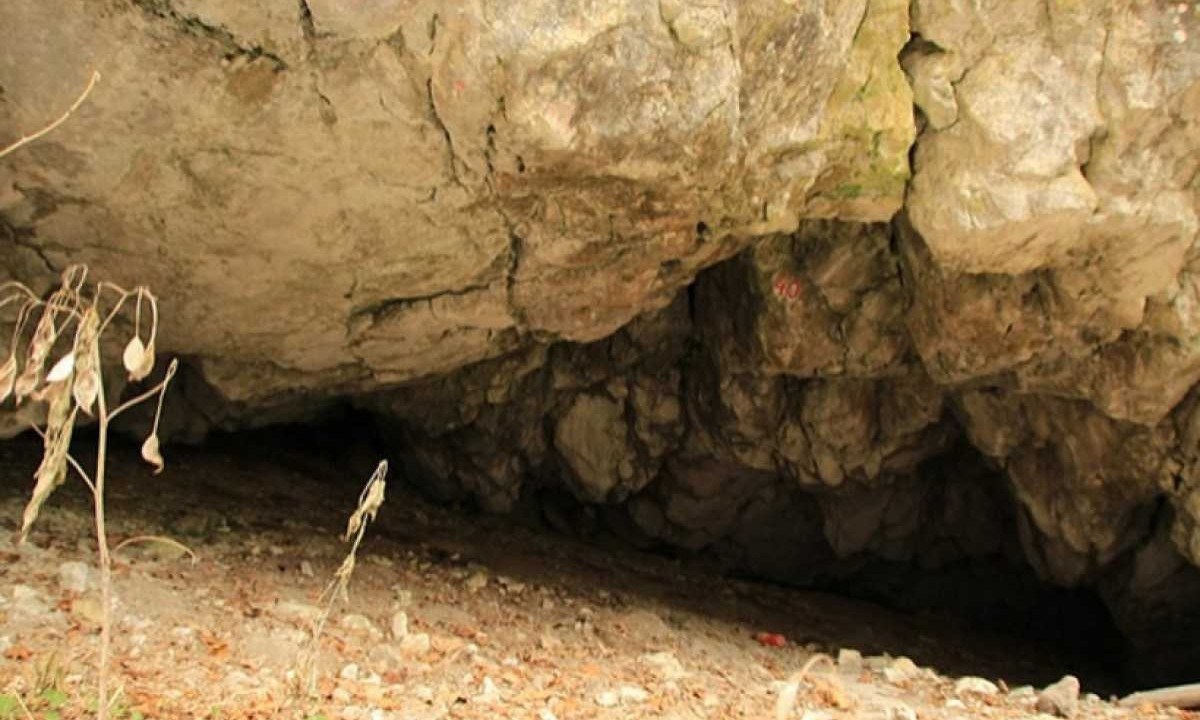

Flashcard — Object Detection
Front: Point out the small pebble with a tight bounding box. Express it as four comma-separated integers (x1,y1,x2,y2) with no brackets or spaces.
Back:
400,632,431,656
340,663,360,681
882,657,920,684
955,676,1000,697
619,685,650,704
58,561,91,593
837,648,863,674
300,561,314,577
1037,675,1080,718
465,571,489,592
595,690,619,708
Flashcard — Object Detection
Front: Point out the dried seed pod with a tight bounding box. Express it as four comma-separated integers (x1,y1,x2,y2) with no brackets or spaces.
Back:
26,306,58,369
131,340,155,382
122,336,146,379
0,355,15,404
72,307,100,414
141,433,164,474
21,384,76,543
13,362,40,401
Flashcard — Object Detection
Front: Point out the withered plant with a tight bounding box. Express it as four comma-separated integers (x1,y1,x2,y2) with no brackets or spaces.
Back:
295,460,388,698
0,265,177,720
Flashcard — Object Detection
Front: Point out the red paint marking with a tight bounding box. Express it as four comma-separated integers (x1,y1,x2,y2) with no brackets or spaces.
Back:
755,632,787,648
772,273,804,302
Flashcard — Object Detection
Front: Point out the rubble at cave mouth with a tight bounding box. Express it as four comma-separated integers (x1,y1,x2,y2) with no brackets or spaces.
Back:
165,411,1135,693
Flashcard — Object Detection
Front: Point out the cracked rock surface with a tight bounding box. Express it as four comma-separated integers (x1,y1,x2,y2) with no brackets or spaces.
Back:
3,0,1200,685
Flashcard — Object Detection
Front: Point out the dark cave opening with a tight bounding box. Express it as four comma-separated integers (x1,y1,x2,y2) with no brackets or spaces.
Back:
150,408,1140,694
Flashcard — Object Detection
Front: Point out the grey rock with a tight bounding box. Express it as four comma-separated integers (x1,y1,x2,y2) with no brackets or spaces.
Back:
1036,675,1080,718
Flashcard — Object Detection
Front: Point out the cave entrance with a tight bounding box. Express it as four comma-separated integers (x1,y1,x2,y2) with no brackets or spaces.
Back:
0,413,1144,719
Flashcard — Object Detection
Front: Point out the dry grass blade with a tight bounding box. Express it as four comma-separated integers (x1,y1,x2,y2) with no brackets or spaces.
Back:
0,70,100,159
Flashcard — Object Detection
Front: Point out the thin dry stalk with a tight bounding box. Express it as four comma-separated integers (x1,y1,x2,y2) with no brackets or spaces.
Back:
112,535,198,564
296,461,389,697
12,692,34,720
775,653,843,720
0,71,100,160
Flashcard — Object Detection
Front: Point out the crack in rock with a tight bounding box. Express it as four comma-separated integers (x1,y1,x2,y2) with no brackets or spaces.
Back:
297,0,337,127
130,0,287,70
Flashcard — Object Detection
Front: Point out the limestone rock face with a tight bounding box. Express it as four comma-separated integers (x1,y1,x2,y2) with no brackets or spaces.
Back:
4,0,1200,683
0,0,912,404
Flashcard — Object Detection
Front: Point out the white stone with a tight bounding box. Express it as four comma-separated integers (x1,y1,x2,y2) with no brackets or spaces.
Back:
58,561,92,593
954,676,1000,697
836,648,863,673
882,657,920,684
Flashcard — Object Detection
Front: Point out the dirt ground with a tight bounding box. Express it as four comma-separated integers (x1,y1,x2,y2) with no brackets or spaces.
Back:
0,431,1195,720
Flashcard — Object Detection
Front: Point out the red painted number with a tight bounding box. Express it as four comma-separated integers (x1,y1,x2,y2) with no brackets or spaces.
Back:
773,274,803,302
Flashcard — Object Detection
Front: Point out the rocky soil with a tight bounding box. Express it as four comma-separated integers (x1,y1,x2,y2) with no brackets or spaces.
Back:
1,433,1197,720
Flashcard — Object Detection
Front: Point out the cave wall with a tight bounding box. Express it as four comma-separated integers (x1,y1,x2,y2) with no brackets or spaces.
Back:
4,0,1200,682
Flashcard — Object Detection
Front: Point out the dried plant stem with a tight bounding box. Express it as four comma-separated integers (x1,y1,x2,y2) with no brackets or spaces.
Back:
0,71,100,160
113,535,197,564
297,461,388,697
775,653,838,720
94,377,113,720
13,691,34,720
4,267,176,719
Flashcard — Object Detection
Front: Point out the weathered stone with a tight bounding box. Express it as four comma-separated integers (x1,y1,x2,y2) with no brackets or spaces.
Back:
1036,675,1080,718
1,0,913,410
